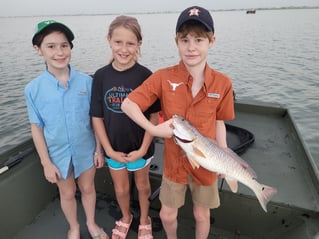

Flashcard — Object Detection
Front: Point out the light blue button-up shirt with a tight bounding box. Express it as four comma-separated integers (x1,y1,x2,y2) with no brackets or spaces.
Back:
24,66,95,179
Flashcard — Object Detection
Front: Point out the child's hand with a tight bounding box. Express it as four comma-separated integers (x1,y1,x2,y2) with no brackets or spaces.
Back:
108,151,128,163
125,150,143,163
43,162,61,183
94,153,105,168
152,118,174,138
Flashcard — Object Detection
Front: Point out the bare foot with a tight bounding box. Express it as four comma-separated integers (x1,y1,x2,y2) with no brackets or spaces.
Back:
88,223,109,239
67,225,80,239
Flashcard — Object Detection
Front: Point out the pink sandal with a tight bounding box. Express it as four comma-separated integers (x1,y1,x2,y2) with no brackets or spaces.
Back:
138,217,153,239
112,215,133,239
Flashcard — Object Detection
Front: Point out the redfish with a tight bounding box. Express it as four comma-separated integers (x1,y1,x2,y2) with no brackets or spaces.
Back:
172,114,277,212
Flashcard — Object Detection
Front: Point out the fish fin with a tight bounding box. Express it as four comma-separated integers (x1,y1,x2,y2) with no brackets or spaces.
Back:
187,154,201,169
192,145,206,158
224,148,257,178
225,176,238,193
254,184,278,212
207,138,218,144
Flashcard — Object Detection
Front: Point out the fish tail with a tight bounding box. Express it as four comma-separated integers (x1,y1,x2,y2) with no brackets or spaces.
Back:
255,184,277,212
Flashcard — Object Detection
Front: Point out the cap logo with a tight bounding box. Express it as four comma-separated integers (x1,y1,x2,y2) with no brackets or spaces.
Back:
189,8,200,16
44,20,54,25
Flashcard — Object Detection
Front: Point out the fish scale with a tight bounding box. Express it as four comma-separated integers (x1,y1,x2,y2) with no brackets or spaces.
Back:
194,135,252,178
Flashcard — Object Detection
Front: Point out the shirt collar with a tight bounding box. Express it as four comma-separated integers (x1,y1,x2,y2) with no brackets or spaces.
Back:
44,65,73,89
177,61,191,85
178,61,211,93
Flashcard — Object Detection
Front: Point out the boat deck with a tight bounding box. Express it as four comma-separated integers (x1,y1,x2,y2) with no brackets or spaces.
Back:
229,102,319,212
1,100,319,238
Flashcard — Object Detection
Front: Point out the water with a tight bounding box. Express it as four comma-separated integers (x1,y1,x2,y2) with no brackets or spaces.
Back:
0,9,318,169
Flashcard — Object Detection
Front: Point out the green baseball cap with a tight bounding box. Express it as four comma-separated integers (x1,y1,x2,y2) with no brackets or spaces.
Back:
32,20,74,46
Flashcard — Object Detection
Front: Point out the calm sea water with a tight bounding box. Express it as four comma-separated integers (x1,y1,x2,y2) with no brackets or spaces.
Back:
0,9,318,168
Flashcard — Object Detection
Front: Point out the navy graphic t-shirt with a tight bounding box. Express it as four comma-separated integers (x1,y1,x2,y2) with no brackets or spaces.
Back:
90,63,161,158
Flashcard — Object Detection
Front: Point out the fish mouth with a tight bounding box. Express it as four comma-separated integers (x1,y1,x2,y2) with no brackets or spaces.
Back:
173,134,194,144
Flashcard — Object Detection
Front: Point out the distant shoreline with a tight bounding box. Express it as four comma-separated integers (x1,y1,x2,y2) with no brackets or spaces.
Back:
1,6,319,18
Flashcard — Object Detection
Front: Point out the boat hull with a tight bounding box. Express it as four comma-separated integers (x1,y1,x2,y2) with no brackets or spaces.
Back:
1,100,318,238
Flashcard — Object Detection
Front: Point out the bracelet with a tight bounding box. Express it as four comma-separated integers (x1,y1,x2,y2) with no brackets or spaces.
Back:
94,151,104,156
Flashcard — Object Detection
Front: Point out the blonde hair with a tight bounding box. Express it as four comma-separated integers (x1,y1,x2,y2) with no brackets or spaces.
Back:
108,15,142,63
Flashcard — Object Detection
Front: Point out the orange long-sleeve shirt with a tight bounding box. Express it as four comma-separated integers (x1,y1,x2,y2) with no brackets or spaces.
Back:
128,61,234,185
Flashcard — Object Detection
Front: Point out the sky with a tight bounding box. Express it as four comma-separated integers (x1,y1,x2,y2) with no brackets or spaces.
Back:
0,0,318,17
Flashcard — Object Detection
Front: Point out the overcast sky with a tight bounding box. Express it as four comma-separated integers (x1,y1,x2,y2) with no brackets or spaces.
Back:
0,0,318,17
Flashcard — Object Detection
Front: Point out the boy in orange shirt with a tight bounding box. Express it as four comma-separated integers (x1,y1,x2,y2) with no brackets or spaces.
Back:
121,6,234,239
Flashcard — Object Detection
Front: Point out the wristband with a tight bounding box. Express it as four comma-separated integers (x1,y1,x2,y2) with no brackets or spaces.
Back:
94,151,104,156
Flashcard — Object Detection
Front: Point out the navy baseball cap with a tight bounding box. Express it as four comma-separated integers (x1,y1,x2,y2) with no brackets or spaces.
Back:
32,20,74,47
176,6,214,33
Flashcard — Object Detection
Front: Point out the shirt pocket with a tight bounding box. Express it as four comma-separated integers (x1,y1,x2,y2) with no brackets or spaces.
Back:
39,102,63,127
162,88,188,117
72,93,91,124
195,98,218,129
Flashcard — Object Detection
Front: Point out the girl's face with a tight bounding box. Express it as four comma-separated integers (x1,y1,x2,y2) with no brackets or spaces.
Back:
108,26,141,68
34,31,71,73
176,33,214,68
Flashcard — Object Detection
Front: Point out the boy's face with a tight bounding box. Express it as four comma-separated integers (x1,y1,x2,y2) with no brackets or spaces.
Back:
176,32,215,68
34,31,71,72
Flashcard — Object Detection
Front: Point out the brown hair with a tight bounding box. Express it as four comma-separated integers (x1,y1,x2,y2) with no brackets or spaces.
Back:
175,20,214,43
107,15,142,63
33,25,73,49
